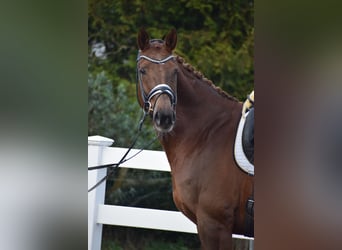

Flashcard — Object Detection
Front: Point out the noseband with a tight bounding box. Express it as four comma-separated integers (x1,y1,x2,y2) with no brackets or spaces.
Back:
136,54,177,114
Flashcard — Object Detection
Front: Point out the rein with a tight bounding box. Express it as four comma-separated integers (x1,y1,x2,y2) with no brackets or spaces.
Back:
87,113,157,192
136,54,177,114
88,54,176,192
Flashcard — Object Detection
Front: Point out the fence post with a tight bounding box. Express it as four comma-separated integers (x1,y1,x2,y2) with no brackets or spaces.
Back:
88,135,114,250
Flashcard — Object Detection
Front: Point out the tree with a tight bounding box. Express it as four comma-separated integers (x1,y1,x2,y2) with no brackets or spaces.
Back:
88,0,254,144
88,1,254,249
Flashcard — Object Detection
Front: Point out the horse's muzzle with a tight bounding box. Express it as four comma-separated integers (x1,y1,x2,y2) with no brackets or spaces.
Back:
153,109,176,133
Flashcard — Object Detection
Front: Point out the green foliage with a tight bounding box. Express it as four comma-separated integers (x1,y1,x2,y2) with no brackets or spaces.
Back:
88,0,254,114
102,226,201,250
88,0,254,144
101,240,123,250
88,0,253,249
105,168,176,210
88,68,158,149
145,239,188,250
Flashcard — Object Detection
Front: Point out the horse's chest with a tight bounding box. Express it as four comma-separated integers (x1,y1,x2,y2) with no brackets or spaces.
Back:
172,175,198,222
171,166,200,210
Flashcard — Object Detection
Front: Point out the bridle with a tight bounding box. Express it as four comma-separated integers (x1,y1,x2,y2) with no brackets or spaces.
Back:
136,53,177,115
87,53,177,193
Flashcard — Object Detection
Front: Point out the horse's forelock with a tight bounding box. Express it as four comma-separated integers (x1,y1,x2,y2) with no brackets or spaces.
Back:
150,39,164,43
149,39,165,50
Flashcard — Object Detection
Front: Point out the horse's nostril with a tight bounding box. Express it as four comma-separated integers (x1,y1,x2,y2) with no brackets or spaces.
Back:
154,112,160,125
164,116,170,126
154,111,174,129
162,114,171,126
155,114,159,125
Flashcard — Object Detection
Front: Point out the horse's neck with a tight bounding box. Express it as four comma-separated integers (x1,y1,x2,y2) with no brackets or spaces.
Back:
177,66,240,130
160,65,241,159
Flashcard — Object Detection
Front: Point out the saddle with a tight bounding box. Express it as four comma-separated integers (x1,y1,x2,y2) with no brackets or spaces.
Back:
234,91,254,175
241,91,254,237
242,107,254,164
242,90,254,164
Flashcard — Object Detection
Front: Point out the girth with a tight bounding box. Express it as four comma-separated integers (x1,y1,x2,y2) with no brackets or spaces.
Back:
244,195,254,237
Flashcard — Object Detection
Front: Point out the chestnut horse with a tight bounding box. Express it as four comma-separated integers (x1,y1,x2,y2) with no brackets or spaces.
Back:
136,28,254,249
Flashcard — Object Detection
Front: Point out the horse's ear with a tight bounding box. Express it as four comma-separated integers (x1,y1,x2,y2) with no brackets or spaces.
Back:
164,28,177,52
138,28,150,51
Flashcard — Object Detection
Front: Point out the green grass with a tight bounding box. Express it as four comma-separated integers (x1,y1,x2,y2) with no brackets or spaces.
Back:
102,238,191,250
101,226,201,250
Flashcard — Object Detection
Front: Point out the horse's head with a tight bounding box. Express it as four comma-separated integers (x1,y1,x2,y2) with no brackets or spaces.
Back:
137,28,178,133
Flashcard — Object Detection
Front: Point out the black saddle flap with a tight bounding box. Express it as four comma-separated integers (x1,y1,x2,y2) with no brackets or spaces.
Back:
242,108,254,164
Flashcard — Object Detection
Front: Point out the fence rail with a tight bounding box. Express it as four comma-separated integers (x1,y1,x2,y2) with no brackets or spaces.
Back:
88,135,254,250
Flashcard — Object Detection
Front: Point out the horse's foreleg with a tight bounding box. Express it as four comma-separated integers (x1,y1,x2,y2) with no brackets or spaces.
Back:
197,215,233,250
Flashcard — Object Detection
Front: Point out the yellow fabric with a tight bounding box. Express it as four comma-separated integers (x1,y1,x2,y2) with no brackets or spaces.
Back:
242,90,254,117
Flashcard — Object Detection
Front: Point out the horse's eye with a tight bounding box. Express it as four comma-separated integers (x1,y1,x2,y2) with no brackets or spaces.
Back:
139,68,146,75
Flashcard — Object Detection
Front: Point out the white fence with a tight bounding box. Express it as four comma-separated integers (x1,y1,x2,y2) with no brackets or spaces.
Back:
88,135,254,250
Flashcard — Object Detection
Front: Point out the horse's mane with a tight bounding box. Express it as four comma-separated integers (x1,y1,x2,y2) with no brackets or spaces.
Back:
148,40,238,102
175,55,239,102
